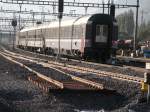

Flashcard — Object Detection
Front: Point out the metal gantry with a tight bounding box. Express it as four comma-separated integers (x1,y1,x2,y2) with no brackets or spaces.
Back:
0,0,140,48
0,0,137,8
0,17,51,34
0,17,51,23
0,8,84,17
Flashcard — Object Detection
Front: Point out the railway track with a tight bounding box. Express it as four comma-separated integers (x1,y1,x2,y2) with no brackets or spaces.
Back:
1,48,144,84
15,47,147,74
0,50,104,92
13,47,144,70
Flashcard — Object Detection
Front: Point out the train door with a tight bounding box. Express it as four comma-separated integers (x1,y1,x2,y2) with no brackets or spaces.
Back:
94,24,110,62
95,25,108,44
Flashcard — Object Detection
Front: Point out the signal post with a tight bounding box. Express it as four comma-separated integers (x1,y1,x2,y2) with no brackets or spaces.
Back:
57,0,64,60
11,19,17,49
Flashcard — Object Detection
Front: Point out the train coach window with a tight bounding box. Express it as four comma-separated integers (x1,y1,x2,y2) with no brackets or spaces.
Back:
96,25,108,43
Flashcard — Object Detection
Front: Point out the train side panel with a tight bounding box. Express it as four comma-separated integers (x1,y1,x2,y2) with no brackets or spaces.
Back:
17,14,117,62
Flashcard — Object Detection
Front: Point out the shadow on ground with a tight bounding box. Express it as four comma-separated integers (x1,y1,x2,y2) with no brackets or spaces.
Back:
47,89,127,112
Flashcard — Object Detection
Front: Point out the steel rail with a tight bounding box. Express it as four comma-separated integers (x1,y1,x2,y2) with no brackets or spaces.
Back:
41,63,104,90
2,48,144,84
0,50,104,90
0,51,64,89
46,61,143,83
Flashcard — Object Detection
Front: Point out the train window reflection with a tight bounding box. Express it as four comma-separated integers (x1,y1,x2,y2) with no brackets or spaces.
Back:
96,25,108,43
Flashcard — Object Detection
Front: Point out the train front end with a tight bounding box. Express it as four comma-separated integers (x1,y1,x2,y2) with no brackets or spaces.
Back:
84,14,115,62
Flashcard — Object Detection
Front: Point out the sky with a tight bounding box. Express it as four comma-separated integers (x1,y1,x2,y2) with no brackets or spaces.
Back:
0,0,149,28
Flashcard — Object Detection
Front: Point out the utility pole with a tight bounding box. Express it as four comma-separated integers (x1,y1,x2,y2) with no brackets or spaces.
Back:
32,11,35,26
0,30,1,43
141,10,144,24
11,18,17,49
52,2,56,20
134,0,139,52
57,0,64,60
40,6,44,23
108,0,111,14
108,0,114,14
9,31,11,44
102,0,105,14
19,3,22,30
85,7,88,15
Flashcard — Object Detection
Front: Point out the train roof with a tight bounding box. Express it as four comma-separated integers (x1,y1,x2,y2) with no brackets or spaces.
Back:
20,14,110,32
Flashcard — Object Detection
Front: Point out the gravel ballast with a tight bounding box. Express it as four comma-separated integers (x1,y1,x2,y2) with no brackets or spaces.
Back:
0,46,150,112
0,55,125,112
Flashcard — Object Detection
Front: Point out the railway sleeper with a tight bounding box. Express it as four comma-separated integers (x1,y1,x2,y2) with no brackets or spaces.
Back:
2,49,143,83
0,51,106,91
28,75,59,92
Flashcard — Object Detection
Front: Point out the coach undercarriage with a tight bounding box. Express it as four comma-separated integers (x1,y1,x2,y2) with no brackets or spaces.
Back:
18,44,109,63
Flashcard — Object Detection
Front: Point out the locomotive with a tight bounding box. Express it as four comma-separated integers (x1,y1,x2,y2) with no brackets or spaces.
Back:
16,13,118,62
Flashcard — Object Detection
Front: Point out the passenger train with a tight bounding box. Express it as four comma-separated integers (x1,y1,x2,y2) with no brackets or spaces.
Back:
16,13,118,62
